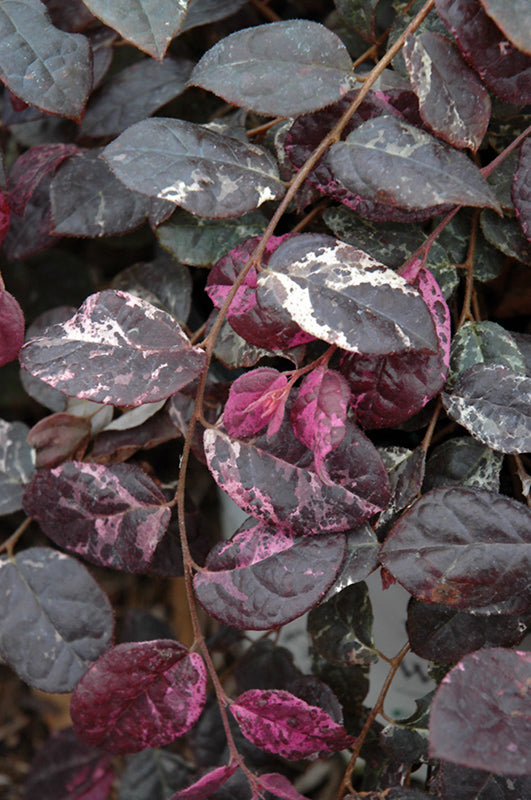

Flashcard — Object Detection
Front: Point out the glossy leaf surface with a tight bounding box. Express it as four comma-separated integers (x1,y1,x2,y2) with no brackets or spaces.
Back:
23,461,171,573
193,519,345,629
103,118,284,218
0,547,114,692
20,290,206,406
423,436,503,493
447,321,526,389
71,640,206,753
189,20,352,116
429,648,531,774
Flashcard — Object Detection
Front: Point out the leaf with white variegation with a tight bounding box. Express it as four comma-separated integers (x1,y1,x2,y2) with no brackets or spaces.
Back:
0,419,35,515
19,290,206,406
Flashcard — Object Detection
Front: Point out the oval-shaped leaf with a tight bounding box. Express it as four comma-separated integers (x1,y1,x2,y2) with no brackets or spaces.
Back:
429,648,531,774
170,764,239,799
204,413,390,535
223,368,290,439
403,32,490,150
257,236,439,356
0,290,25,367
0,0,92,119
0,547,114,692
19,289,206,406
71,640,207,753
82,0,188,60
442,363,531,454
0,419,35,514
23,461,171,573
193,519,345,630
380,486,531,611
230,688,354,760
189,20,353,116
329,116,501,211
103,118,285,219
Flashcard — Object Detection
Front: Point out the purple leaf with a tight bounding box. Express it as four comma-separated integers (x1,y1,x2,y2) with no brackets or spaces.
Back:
169,764,238,799
19,289,206,406
0,0,92,119
111,254,192,325
379,486,531,612
206,235,315,349
81,0,187,60
329,116,501,212
0,419,35,514
189,20,353,117
429,648,531,774
340,264,450,428
193,519,345,629
204,412,390,535
430,760,531,800
258,773,312,800
103,118,285,219
180,0,248,33
480,0,531,55
23,461,171,573
2,174,60,261
403,32,490,150
223,368,290,439
0,547,114,692
435,0,531,104
513,136,531,241
8,144,79,217
230,689,354,760
376,446,426,537
118,749,193,800
22,727,114,800
257,236,439,356
71,640,207,753
290,365,350,482
27,412,90,468
0,289,24,367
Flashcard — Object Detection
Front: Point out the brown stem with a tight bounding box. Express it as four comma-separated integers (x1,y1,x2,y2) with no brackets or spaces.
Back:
0,517,32,557
481,124,531,179
457,210,480,329
421,396,443,452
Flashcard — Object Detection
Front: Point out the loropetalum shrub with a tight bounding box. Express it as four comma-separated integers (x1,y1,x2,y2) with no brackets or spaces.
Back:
1,0,531,798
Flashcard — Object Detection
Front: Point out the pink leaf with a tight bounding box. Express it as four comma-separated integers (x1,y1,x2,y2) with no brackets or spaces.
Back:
0,289,24,366
258,773,312,800
169,764,238,800
71,640,207,753
230,689,354,760
223,367,290,438
290,365,350,482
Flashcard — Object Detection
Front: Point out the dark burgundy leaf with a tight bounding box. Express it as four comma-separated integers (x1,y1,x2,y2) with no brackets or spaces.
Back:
0,419,35,515
423,436,503,493
88,26,117,90
0,289,24,367
442,363,531,453
81,0,187,60
71,640,207,753
234,641,302,694
480,0,531,55
27,412,91,468
0,0,92,119
81,57,193,138
403,32,490,150
327,524,380,592
20,289,206,406
8,143,79,216
204,413,390,535
258,773,311,800
513,137,531,241
103,118,284,219
118,750,193,800
379,486,531,611
23,461,171,573
0,188,9,246
375,446,426,537
206,235,315,350
230,689,354,760
156,209,267,268
111,255,192,325
480,208,531,264
285,675,343,726
435,0,531,104
258,236,439,356
50,150,152,237
430,760,531,800
193,519,345,629
22,727,114,800
189,20,353,116
448,321,526,389
290,366,350,482
223,368,290,439
380,692,431,766
308,582,378,667
407,598,530,663
0,547,114,692
429,648,531,774
43,0,97,32
170,764,238,799
3,175,60,261
329,116,501,211
181,0,248,33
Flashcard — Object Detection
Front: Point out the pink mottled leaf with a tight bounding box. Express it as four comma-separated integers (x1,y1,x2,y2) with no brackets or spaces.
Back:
71,640,207,754
230,689,354,760
193,518,345,629
19,290,206,406
290,365,350,482
0,289,24,367
8,144,79,216
258,773,312,800
204,410,390,535
206,235,315,349
223,368,290,439
169,764,238,800
23,461,171,573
